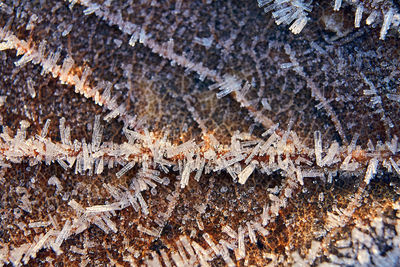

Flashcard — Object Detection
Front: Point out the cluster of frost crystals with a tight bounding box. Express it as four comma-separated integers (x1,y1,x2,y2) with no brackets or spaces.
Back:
258,0,311,34
257,0,400,38
0,0,400,266
335,0,400,40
